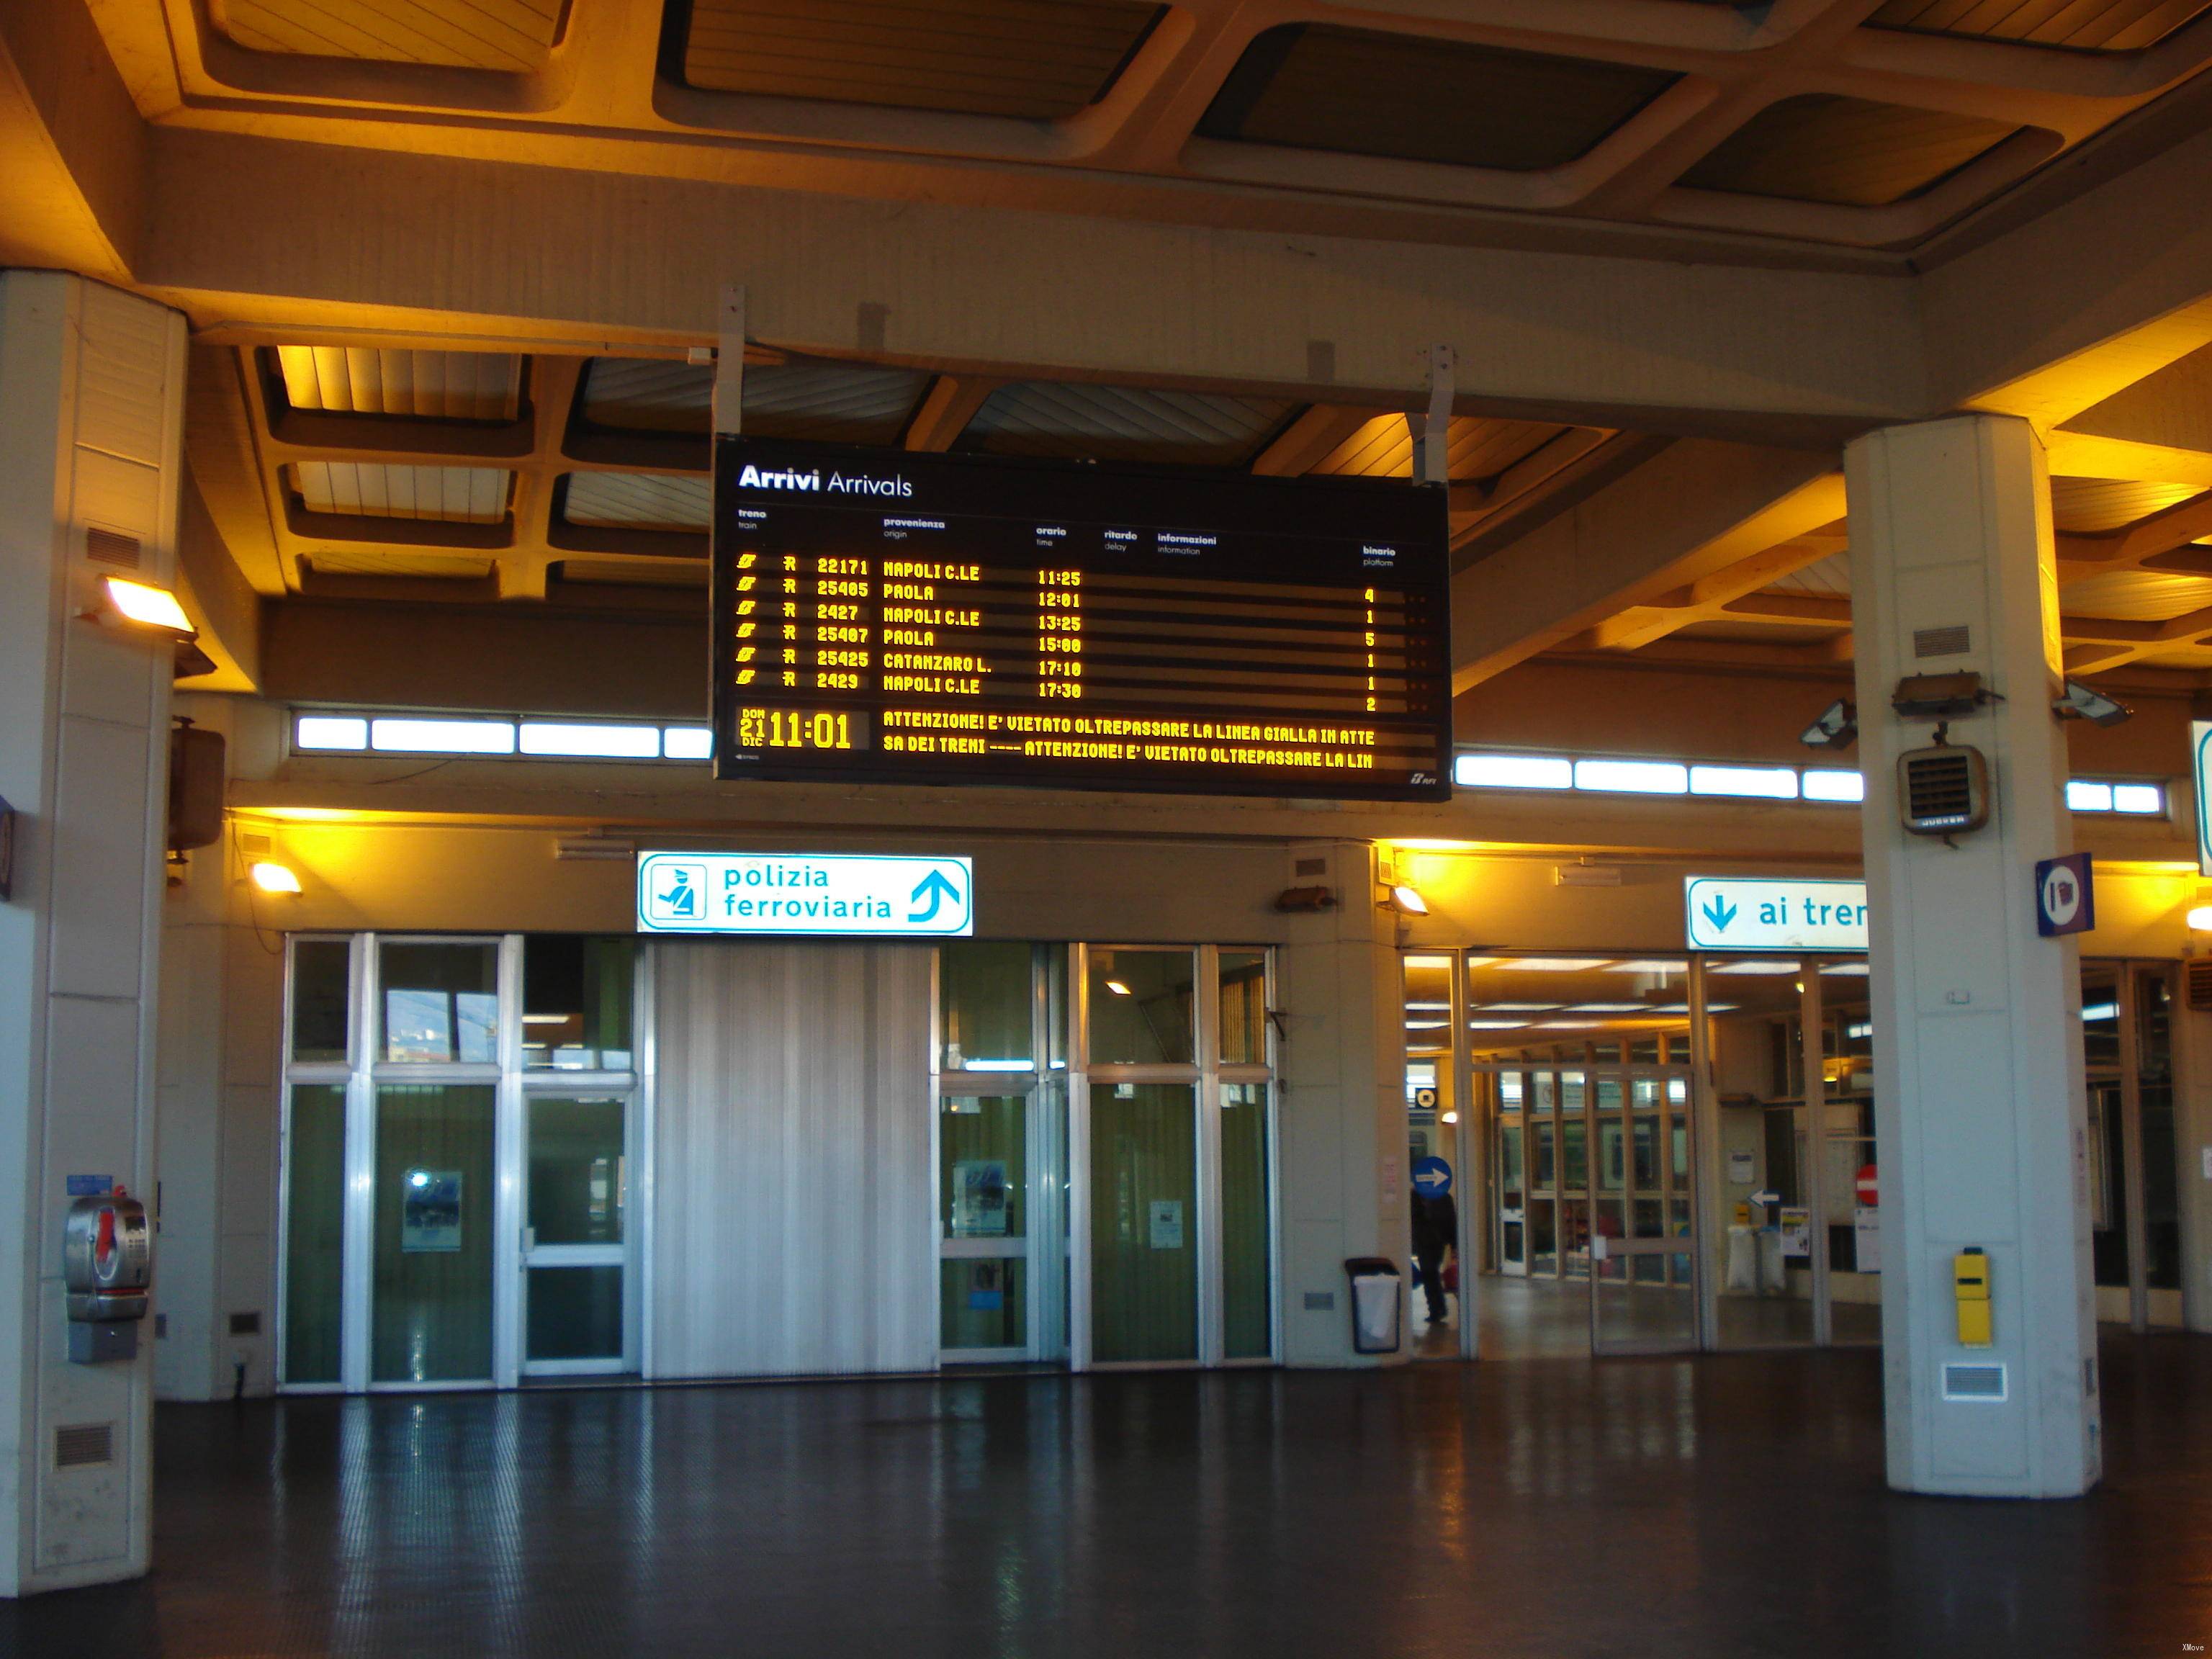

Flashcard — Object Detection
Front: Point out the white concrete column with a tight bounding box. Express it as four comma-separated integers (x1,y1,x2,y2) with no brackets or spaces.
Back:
1275,840,1405,1366
0,272,187,1593
1845,414,2099,1498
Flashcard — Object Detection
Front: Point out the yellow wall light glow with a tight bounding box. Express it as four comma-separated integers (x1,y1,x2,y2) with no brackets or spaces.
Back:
2187,904,2212,932
102,577,195,637
249,861,302,894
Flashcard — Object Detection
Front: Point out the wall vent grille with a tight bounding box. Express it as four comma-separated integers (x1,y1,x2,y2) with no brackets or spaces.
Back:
85,527,143,569
2188,958,2212,1012
1914,624,1971,659
1294,858,1327,877
54,1423,115,1468
1942,1362,2007,1402
228,1311,261,1336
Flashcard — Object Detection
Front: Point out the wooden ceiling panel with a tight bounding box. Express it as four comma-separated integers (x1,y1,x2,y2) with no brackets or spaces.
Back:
561,473,712,531
290,462,512,521
1678,95,2021,207
274,346,521,422
1196,26,1679,173
1869,0,2212,52
683,1,1162,120
2058,568,2212,619
1305,415,1573,482
2049,476,2202,531
210,0,561,72
960,382,1296,466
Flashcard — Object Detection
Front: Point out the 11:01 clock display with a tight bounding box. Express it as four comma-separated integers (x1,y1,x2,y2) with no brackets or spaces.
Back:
710,436,1453,801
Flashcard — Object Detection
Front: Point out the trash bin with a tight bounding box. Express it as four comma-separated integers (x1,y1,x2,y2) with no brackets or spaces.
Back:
1757,1227,1787,1294
1345,1256,1402,1354
1725,1224,1758,1293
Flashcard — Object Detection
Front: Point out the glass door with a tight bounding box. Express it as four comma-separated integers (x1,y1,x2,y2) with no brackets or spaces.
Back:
1590,1066,1698,1354
1496,1071,1527,1277
520,1094,631,1375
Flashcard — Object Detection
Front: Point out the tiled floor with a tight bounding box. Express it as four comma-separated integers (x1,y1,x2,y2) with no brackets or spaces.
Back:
6,1332,2210,1658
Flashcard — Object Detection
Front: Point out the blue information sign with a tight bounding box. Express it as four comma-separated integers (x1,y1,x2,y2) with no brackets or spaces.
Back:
1411,1156,1452,1197
2035,853,2095,938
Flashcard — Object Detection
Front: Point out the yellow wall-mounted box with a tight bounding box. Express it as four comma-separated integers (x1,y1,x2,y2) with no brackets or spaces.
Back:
1954,1249,1992,1347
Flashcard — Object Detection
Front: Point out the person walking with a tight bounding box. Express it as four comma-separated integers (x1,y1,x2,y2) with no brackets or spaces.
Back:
1411,1186,1458,1326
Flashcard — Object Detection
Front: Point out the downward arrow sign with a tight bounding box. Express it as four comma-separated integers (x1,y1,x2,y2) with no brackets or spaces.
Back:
1701,896,1739,934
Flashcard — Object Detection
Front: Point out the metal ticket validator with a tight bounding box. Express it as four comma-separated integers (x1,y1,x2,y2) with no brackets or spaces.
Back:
63,1190,152,1362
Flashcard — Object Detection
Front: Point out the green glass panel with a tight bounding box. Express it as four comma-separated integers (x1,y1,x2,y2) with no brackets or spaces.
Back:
372,1084,495,1382
1087,950,1195,1065
529,1097,625,1245
1563,1118,1588,1190
940,1258,1026,1351
940,941,1033,1069
1089,1083,1197,1362
526,1266,623,1362
291,940,351,1064
1221,1083,1271,1359
522,935,634,1071
379,943,498,1064
941,1095,1026,1238
282,1084,346,1383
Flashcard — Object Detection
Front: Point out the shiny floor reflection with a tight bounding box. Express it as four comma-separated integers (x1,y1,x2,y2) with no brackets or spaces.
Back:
6,1334,2208,1658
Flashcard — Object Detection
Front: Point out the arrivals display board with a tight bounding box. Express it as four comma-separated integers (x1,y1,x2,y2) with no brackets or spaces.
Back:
710,438,1452,800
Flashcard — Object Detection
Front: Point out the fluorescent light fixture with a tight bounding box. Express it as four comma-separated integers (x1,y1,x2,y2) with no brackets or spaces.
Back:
663,727,714,761
1802,769,1865,803
1708,958,1801,975
1820,962,1870,976
1404,1020,1449,1031
1691,765,1798,801
954,1059,1035,1071
1404,955,1455,969
102,576,195,638
2066,781,2113,812
1494,958,1614,973
1467,1020,1531,1030
1390,839,1483,850
1403,1001,1451,1011
1538,1020,1603,1030
521,1014,572,1025
2113,784,2163,815
1606,959,1687,975
1455,753,1573,791
370,717,516,755
295,715,369,751
1474,1002,1563,1012
1565,1003,1647,1012
249,861,301,894
1575,759,1688,795
520,721,660,759
1104,979,1132,997
1846,1022,1873,1039
2080,1001,2120,1021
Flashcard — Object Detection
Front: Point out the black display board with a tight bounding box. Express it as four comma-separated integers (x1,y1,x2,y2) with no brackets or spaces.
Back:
710,436,1452,800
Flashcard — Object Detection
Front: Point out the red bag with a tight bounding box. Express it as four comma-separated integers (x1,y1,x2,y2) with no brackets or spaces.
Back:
1441,1256,1460,1294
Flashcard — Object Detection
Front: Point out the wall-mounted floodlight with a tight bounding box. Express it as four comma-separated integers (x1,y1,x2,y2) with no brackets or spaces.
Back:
2188,905,2212,932
1800,698,1858,750
1103,978,1133,997
2052,680,2133,728
248,861,302,894
1892,672,1994,719
1382,884,1429,917
97,577,196,642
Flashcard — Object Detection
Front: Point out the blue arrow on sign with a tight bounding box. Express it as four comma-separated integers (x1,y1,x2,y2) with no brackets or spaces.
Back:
1748,1190,1781,1208
1701,894,1739,935
908,867,962,925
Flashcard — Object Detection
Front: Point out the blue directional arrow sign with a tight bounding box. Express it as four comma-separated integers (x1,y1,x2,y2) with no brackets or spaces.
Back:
637,852,974,937
1748,1190,1782,1208
1683,876,1869,953
908,867,963,925
1411,1156,1452,1197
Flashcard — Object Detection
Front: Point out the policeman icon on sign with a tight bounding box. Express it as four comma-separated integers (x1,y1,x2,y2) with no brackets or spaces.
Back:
658,868,699,920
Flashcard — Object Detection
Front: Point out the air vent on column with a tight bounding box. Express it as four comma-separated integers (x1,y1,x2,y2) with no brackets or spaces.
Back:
1913,624,1970,660
54,1423,115,1468
84,527,143,570
1942,1363,2007,1402
2188,958,2212,1012
1898,745,1989,837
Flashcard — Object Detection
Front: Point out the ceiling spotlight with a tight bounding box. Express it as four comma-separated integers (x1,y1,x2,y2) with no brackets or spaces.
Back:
248,860,302,894
1383,884,1429,917
2052,679,2133,728
96,576,197,642
1104,978,1132,997
1799,698,1857,750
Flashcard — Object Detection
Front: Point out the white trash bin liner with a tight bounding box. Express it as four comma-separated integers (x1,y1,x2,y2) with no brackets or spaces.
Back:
1344,1257,1403,1354
1725,1224,1758,1294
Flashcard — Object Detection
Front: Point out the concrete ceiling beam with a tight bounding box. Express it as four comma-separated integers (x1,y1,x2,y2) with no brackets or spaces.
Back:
0,0,145,279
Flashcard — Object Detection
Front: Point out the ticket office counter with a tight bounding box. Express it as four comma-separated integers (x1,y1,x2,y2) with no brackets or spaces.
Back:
274,934,1280,1392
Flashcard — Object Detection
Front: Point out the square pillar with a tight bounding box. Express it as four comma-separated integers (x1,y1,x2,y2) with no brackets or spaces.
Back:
1845,414,2099,1498
0,272,187,1592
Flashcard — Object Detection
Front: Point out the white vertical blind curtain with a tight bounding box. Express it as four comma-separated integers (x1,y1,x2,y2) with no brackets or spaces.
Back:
650,941,934,1378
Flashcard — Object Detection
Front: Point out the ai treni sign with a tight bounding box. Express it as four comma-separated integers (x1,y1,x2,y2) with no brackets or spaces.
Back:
637,851,974,937
1684,876,1869,953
